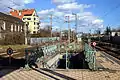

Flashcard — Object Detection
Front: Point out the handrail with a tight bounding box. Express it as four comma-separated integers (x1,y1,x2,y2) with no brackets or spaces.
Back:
24,42,81,69
84,43,97,70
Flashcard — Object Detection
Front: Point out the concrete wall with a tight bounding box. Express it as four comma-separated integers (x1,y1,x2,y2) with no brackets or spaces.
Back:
30,37,60,45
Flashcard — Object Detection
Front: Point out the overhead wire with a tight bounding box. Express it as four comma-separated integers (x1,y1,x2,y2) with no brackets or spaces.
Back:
101,3,120,19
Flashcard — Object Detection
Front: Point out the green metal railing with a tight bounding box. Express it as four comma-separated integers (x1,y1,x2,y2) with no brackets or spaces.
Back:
84,43,97,70
24,44,59,69
24,42,82,69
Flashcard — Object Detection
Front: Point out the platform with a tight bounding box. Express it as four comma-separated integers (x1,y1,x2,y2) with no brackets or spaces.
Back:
1,44,120,80
1,68,120,80
96,51,120,70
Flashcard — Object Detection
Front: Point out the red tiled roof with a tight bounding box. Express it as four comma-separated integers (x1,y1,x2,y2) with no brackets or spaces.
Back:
10,9,35,19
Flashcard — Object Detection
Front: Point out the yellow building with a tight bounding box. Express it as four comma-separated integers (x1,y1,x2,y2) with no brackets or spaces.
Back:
10,9,40,34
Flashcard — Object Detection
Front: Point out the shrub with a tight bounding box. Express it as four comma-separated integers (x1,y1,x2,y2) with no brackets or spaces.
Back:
2,32,25,45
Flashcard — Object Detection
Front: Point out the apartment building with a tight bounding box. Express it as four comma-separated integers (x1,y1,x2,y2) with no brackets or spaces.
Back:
10,9,40,34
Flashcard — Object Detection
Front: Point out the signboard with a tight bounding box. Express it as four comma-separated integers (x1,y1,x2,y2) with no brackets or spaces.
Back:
92,42,96,47
7,48,13,55
7,47,13,65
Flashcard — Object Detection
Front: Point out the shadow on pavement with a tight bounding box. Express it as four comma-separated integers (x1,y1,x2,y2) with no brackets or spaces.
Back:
32,68,60,80
0,56,25,78
33,68,76,80
69,51,89,69
58,51,89,69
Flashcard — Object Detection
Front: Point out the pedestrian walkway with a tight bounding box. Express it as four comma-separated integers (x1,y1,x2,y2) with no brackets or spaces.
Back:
1,68,120,80
1,43,120,80
0,69,54,80
96,51,120,70
55,69,120,80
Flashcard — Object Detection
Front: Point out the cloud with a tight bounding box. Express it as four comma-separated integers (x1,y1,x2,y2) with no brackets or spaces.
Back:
52,0,75,4
38,8,55,15
0,0,34,12
53,11,64,17
38,10,103,30
38,9,65,21
38,1,103,32
52,26,60,30
38,9,64,17
92,19,104,28
92,19,103,24
24,0,34,4
73,12,103,28
57,2,91,11
40,23,50,29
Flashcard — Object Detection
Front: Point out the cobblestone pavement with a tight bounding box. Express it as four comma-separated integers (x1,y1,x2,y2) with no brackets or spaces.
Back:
1,44,120,80
96,51,120,70
55,69,120,80
0,69,54,80
1,68,120,80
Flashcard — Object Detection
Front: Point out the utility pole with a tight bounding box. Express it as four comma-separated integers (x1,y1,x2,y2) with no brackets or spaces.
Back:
72,13,78,50
59,27,62,52
50,14,52,37
72,13,78,43
75,14,78,43
65,16,71,69
65,16,70,44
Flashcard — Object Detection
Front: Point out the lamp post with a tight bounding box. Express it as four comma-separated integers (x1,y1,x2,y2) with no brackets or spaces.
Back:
66,47,68,69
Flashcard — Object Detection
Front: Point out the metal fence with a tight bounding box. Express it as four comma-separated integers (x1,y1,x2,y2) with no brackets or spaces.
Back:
24,42,82,69
84,43,97,70
24,43,60,69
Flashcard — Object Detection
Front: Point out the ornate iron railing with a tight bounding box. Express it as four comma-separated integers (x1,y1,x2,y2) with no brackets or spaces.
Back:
84,43,97,70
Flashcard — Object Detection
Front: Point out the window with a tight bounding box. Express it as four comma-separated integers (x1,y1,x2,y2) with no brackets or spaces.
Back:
14,25,16,31
18,25,20,31
21,26,23,32
23,18,26,20
27,18,31,20
34,18,36,20
11,24,13,32
3,21,5,30
33,13,36,16
37,27,39,29
26,22,29,26
34,22,36,25
33,31,36,34
37,23,39,25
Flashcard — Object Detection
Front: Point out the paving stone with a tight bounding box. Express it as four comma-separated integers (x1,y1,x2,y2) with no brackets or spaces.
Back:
96,51,120,70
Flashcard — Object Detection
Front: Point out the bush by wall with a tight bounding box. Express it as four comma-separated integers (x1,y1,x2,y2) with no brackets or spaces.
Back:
0,32,25,45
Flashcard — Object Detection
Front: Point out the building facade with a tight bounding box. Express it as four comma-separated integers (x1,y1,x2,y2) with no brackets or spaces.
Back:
10,9,40,34
0,12,24,37
0,12,25,44
111,31,120,36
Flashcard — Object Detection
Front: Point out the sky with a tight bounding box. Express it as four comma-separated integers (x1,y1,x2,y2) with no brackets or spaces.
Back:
0,0,120,33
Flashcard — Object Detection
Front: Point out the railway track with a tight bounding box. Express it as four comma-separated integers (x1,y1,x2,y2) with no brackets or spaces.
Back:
95,45,120,60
